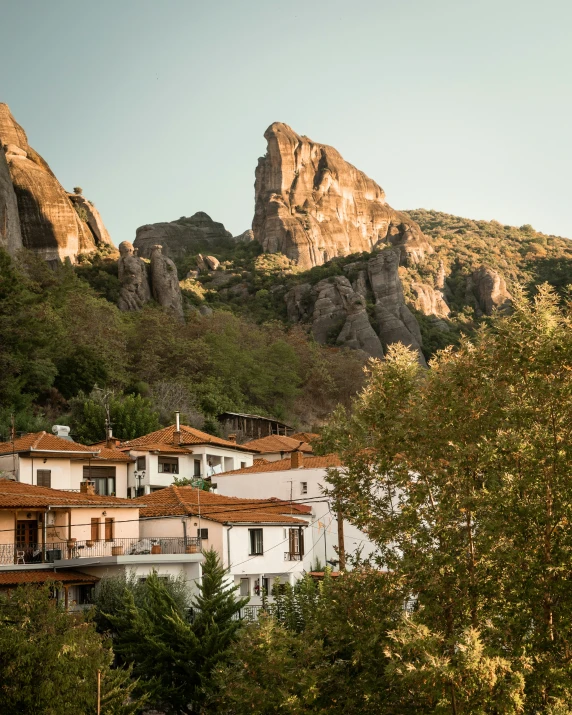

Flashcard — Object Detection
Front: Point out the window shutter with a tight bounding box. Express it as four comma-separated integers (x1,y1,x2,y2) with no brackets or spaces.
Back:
91,518,100,542
83,466,116,480
105,518,114,542
299,527,304,557
37,470,51,488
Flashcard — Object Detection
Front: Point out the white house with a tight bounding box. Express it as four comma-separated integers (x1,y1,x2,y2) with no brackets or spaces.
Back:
241,434,314,463
134,485,311,605
216,451,378,571
0,430,133,498
120,419,258,497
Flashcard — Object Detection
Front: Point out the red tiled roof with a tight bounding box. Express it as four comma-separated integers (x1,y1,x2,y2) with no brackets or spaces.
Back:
123,425,259,453
0,432,98,456
219,454,342,475
289,432,320,443
0,480,139,509
87,446,134,463
134,485,310,524
0,569,98,586
243,435,313,454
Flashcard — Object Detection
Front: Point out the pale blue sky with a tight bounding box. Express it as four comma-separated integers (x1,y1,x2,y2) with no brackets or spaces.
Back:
1,0,571,243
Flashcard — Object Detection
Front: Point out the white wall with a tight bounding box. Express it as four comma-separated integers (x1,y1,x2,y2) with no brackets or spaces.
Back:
216,468,377,570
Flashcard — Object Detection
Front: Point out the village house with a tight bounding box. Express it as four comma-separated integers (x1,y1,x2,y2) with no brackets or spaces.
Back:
0,478,205,606
120,415,258,496
217,412,294,441
216,451,377,571
242,434,315,462
0,427,133,497
134,485,311,607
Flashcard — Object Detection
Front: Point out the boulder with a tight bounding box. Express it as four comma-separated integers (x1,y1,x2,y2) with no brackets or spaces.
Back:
134,211,232,259
150,244,184,320
336,292,384,359
284,283,312,322
204,255,220,271
368,249,426,365
412,282,450,318
0,145,22,255
470,266,512,316
252,122,432,269
117,241,151,311
0,103,108,263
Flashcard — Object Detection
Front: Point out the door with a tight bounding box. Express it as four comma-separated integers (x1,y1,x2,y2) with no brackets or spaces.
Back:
16,520,38,547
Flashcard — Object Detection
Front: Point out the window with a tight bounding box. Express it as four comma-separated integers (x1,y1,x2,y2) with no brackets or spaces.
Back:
288,527,304,559
136,487,145,497
300,481,308,495
91,518,100,542
104,518,114,542
37,470,51,488
158,457,179,474
83,466,116,496
240,462,246,469
136,456,146,470
194,459,201,477
197,528,209,540
239,578,249,596
77,585,94,605
249,528,263,555
16,520,38,546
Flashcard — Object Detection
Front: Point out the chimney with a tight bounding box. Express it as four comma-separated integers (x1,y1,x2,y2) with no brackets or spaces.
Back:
173,411,181,445
228,433,237,443
80,480,96,495
106,421,113,448
291,450,304,469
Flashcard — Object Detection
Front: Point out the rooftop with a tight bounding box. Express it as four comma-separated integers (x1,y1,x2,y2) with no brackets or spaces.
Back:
243,434,313,454
0,479,140,509
134,485,310,524
289,432,320,443
0,432,98,456
219,453,342,475
0,569,98,586
122,424,259,454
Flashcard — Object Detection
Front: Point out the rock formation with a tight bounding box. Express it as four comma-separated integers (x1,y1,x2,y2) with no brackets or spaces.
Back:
368,250,426,365
253,122,432,270
68,192,113,247
469,266,512,316
412,282,450,318
233,229,254,242
134,211,233,259
150,244,184,320
0,145,22,254
0,103,111,263
117,241,151,311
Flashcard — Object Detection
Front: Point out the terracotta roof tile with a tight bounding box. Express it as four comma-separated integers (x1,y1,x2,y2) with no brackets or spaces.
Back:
219,454,342,475
134,485,310,524
123,425,259,453
0,432,98,456
289,432,320,442
243,435,313,454
0,569,98,586
90,446,134,463
0,480,139,509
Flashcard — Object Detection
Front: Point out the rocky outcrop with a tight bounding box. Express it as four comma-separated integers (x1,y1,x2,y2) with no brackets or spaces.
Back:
0,103,109,263
469,266,512,316
368,249,426,365
253,122,432,270
150,245,184,320
412,282,450,318
134,212,233,259
285,283,312,322
117,241,151,311
68,192,113,247
233,229,254,242
0,145,22,254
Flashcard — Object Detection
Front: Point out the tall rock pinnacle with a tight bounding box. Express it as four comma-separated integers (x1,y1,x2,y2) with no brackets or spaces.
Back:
253,122,432,270
0,103,112,263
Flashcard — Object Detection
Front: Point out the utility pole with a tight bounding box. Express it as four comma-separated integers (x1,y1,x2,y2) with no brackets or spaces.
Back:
336,503,346,571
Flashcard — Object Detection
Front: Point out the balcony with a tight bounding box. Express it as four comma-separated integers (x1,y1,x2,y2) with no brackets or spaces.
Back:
0,537,202,565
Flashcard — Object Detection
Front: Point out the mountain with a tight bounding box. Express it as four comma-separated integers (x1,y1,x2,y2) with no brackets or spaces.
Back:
0,103,113,263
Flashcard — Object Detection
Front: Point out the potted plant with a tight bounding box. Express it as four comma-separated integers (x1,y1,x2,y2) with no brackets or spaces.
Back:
86,540,94,548
67,537,76,549
151,541,162,554
185,543,199,554
111,544,124,556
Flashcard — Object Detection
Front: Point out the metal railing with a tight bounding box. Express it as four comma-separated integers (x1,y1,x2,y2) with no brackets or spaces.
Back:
0,537,202,565
284,552,303,561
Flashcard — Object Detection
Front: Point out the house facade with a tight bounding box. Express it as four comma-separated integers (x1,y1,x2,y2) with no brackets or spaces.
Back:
134,485,311,606
0,431,132,498
217,452,378,571
120,421,258,496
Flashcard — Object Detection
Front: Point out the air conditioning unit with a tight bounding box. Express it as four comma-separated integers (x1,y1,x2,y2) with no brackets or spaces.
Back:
46,512,56,526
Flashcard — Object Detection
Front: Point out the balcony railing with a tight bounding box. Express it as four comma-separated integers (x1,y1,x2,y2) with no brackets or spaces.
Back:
0,537,202,565
284,552,303,561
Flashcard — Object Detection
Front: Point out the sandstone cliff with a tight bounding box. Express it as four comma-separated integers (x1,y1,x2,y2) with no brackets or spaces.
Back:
0,145,22,254
253,122,432,270
134,212,233,259
117,241,151,311
150,245,184,320
469,266,512,316
0,103,111,263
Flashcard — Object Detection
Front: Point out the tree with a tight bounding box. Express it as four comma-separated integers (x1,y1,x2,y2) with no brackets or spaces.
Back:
73,186,83,195
0,583,145,715
109,551,247,713
320,285,572,710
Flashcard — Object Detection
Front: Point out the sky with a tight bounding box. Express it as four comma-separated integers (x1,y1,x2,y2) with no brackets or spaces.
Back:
1,0,571,244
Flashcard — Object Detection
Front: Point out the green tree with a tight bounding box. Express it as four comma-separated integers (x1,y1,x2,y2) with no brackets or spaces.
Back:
0,583,145,715
69,392,160,443
320,285,572,710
